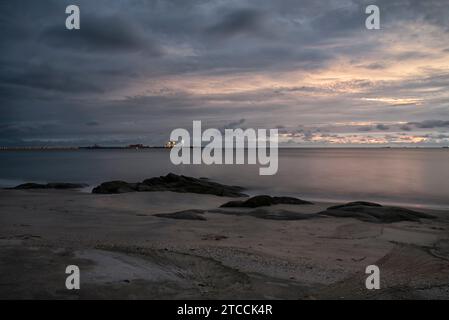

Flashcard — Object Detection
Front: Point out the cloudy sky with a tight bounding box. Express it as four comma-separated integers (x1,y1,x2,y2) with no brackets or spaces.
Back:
1,0,449,147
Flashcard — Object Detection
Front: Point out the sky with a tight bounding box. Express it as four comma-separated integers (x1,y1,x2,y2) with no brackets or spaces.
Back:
1,0,449,147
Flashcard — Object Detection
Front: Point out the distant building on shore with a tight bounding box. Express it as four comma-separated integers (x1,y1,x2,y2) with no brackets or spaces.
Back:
165,141,177,149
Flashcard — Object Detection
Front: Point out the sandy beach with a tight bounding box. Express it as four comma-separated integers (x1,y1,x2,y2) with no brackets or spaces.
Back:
1,185,448,300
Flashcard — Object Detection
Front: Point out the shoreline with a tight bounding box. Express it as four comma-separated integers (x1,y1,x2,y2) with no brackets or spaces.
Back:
3,187,449,213
2,182,448,211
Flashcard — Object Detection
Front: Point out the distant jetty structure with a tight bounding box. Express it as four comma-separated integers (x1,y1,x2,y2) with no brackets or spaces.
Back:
0,144,167,151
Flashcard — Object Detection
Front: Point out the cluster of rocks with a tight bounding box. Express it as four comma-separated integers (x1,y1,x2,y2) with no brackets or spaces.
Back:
92,173,247,197
157,199,436,223
12,183,88,190
155,195,314,221
154,195,315,221
11,176,436,224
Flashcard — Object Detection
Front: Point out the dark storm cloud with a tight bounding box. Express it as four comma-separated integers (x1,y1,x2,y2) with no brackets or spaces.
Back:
308,4,364,39
0,122,60,139
2,63,105,93
206,9,267,38
1,0,449,146
41,15,162,54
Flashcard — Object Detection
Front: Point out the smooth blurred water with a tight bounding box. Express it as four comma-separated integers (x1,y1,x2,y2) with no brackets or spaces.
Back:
1,148,448,209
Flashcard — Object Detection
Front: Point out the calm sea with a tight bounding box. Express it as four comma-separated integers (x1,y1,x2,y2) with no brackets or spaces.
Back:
1,148,448,209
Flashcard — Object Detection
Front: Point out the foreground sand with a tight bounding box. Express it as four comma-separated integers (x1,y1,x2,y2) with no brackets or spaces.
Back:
0,189,448,299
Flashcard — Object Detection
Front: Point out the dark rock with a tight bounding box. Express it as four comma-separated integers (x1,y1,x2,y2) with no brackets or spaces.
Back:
220,200,246,208
92,181,137,194
13,183,88,190
320,202,435,223
93,173,247,197
13,183,46,190
327,201,383,210
272,196,313,205
220,195,312,208
220,195,273,208
155,209,207,221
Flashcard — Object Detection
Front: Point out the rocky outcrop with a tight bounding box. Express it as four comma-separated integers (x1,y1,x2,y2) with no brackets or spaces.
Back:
319,202,435,223
92,173,247,197
91,181,138,194
13,183,88,190
220,195,312,208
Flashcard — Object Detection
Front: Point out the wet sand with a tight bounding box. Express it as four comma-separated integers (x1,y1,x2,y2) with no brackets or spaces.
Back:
0,189,448,299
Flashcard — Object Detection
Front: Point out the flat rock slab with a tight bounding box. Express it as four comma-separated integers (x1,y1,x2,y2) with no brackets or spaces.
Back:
92,173,247,197
220,195,313,208
319,202,435,223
